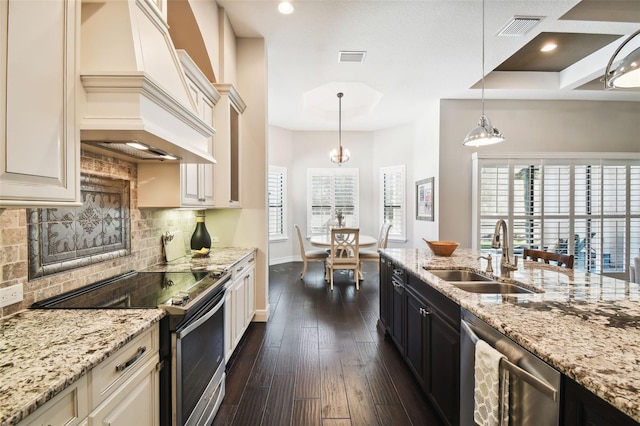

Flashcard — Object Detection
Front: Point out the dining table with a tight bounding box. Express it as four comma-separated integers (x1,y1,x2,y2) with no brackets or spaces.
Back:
309,234,377,248
309,234,377,282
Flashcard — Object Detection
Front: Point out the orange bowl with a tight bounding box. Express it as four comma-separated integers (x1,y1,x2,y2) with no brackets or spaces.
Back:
423,239,459,256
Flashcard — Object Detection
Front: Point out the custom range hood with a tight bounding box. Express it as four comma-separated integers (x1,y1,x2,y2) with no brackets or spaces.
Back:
79,0,215,163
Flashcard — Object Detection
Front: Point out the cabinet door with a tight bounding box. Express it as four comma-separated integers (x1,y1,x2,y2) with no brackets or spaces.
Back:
405,289,427,389
390,278,405,352
379,256,392,330
232,278,246,349
244,266,256,327
88,355,160,426
427,311,460,426
224,289,234,362
181,163,201,205
19,375,88,426
563,376,639,426
1,0,79,207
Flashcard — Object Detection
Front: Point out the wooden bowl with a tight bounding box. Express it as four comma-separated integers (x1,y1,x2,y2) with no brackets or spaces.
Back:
423,239,459,257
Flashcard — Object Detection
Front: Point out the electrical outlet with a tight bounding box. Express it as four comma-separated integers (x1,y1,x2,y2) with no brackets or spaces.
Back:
0,283,23,308
211,236,220,244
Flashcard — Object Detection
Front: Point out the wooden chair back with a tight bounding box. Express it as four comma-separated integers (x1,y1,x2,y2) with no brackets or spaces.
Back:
329,228,360,265
377,223,393,249
523,248,574,269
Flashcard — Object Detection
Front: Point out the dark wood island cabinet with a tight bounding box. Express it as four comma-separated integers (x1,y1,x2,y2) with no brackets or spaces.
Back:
379,254,460,426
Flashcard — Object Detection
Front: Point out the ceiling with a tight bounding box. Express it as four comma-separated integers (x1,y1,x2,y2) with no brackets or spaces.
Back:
216,0,640,131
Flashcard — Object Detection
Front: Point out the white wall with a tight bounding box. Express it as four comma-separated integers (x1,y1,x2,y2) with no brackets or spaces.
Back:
268,129,376,263
268,126,295,264
439,99,640,248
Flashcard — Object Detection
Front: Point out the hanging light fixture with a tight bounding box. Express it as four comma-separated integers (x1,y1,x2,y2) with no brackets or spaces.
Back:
330,92,350,165
463,0,505,147
604,29,640,89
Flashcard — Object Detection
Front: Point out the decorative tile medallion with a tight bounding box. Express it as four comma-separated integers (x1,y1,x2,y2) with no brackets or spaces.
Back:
28,174,131,279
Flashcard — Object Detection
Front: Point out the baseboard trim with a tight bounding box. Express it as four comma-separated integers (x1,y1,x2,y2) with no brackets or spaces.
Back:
269,256,299,266
253,305,270,322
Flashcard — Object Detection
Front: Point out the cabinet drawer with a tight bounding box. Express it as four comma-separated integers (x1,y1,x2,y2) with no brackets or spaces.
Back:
230,252,255,281
89,324,158,407
407,272,460,330
88,354,160,426
19,375,88,426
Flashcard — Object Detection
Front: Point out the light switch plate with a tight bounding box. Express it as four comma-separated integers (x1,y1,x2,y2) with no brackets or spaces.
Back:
0,283,23,308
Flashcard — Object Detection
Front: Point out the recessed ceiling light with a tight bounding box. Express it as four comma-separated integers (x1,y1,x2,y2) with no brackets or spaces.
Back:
541,42,557,52
278,1,294,14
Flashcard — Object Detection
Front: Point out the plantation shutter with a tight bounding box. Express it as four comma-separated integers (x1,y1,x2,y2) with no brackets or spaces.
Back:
381,165,406,241
268,166,286,240
474,155,640,275
307,168,359,235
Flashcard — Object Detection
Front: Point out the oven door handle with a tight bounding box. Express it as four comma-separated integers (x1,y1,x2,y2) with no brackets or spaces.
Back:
177,293,225,339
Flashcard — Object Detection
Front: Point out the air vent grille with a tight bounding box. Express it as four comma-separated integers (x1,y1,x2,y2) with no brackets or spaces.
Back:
498,16,543,36
339,51,366,63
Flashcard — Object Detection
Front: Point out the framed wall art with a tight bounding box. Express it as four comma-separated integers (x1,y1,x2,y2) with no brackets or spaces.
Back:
416,177,434,221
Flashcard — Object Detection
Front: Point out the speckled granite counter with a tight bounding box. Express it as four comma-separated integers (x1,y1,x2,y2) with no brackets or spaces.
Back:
0,309,164,426
142,246,256,273
381,247,640,422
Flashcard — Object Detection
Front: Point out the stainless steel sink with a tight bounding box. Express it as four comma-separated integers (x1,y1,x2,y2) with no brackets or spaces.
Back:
429,270,493,282
451,282,534,294
427,269,536,294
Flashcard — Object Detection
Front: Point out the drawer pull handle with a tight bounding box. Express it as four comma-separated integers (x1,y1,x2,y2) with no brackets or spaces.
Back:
116,346,147,372
236,266,245,273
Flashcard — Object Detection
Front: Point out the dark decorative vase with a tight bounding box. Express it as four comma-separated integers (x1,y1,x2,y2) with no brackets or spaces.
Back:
190,215,211,250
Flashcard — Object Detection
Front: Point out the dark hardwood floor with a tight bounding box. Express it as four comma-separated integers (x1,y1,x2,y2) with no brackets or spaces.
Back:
212,261,444,426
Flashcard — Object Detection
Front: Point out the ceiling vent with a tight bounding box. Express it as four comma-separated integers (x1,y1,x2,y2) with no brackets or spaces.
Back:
339,51,367,63
497,16,544,37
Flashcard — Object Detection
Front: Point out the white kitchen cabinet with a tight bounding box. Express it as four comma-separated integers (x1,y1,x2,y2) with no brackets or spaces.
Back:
0,0,80,207
213,84,246,208
224,251,256,362
138,52,218,208
87,354,160,426
18,324,160,426
18,375,88,426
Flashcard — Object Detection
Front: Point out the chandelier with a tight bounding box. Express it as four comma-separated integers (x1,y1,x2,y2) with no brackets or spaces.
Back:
330,92,350,165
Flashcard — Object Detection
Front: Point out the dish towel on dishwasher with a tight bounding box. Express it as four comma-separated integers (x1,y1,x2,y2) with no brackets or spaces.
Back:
474,339,509,426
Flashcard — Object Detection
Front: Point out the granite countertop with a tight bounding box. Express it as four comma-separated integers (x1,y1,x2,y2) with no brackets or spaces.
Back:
0,309,164,426
0,247,255,425
142,246,256,273
381,247,640,422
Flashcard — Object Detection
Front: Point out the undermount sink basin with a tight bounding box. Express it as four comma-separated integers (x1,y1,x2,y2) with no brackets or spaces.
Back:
450,282,534,294
427,269,536,294
429,269,493,282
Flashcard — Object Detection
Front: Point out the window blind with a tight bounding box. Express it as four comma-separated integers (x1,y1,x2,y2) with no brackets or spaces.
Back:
307,168,359,235
381,165,406,241
474,156,640,275
268,166,287,239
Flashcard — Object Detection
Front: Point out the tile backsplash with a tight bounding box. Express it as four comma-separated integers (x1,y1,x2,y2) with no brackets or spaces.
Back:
0,149,198,318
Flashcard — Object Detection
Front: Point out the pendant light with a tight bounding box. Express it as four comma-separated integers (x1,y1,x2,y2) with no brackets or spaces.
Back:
462,0,505,147
604,29,640,89
330,92,350,165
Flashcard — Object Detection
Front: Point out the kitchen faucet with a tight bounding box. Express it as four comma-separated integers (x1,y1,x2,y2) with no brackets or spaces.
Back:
492,219,518,277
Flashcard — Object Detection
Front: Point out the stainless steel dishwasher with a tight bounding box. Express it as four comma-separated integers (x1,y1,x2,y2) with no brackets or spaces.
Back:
460,309,561,426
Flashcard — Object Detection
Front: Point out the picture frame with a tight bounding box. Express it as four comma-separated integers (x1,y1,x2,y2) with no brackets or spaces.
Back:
416,177,434,221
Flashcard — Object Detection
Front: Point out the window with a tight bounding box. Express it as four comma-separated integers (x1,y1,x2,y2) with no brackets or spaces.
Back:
307,168,359,236
473,154,640,275
268,166,287,241
380,165,406,241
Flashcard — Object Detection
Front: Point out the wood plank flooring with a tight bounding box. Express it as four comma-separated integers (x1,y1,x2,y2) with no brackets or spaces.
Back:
212,261,444,426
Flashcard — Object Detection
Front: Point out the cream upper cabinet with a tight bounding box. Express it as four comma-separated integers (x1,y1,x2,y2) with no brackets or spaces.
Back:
0,0,80,207
213,84,246,208
138,51,218,208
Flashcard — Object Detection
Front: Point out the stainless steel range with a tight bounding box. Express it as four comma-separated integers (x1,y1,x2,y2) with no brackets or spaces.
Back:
32,269,230,426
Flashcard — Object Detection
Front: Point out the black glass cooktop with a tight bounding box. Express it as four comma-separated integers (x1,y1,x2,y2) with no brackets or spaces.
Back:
31,270,220,309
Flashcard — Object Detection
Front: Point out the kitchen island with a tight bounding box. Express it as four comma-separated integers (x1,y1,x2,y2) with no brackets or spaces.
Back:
381,247,640,423
0,247,255,426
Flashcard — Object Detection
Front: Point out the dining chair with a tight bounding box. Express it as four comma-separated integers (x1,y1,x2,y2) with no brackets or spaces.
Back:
359,223,392,272
523,248,574,269
325,227,360,290
294,224,329,280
